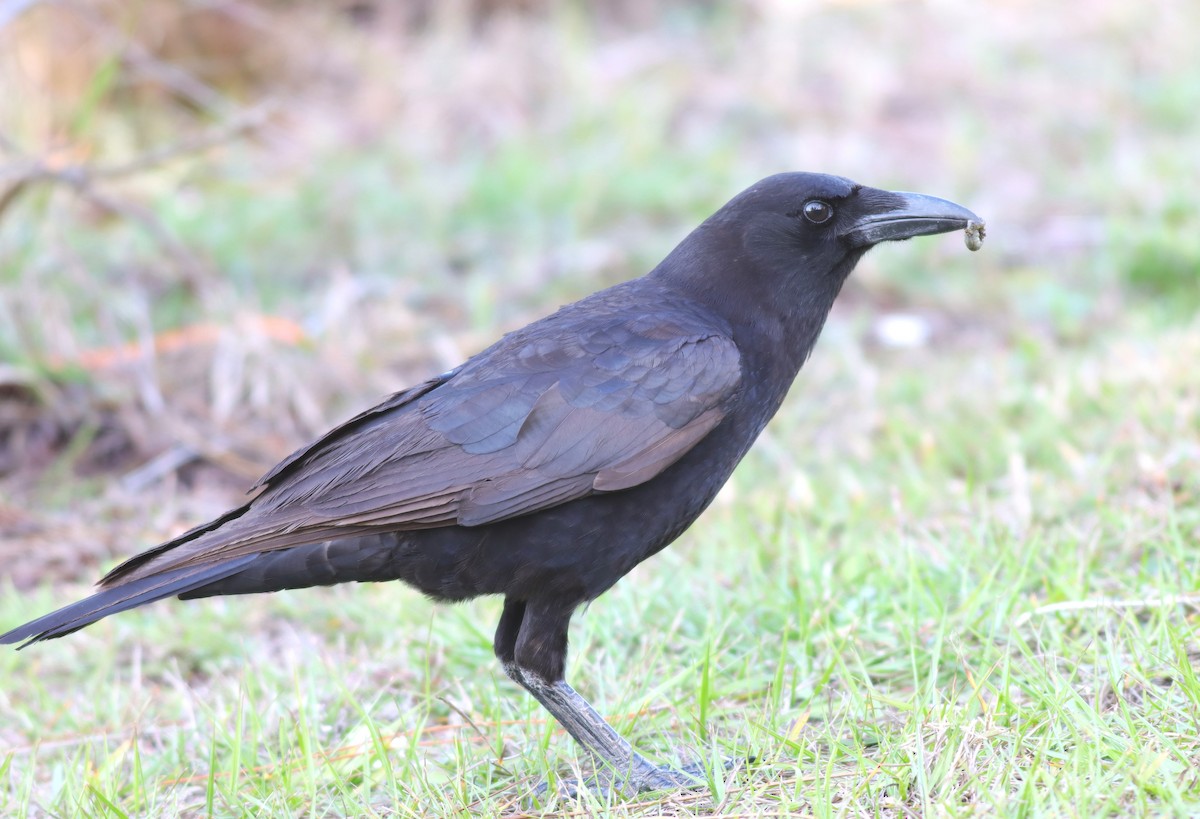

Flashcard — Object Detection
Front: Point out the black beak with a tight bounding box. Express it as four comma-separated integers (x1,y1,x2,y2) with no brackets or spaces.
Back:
841,191,983,248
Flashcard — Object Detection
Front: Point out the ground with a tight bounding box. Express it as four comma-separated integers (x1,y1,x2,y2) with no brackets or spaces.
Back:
1,1,1198,816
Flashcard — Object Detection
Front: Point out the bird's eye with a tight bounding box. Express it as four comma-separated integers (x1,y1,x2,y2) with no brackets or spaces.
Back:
802,200,834,224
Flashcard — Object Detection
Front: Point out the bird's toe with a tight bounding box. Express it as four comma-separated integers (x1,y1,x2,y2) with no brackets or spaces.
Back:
533,754,749,801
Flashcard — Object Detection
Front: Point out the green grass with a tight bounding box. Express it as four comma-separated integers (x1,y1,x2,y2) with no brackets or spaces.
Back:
2,0,1200,815
3,320,1199,816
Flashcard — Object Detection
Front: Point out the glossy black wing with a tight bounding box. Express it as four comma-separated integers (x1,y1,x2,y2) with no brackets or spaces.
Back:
106,287,741,583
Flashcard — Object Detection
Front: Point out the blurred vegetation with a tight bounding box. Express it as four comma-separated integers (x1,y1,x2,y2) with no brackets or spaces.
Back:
4,0,1195,489
0,0,1198,815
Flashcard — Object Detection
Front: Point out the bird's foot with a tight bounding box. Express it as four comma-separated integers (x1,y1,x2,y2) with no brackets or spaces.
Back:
537,755,747,800
628,759,712,791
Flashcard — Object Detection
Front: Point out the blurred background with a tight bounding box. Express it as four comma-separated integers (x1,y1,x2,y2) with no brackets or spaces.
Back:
0,0,1195,583
2,1,1199,814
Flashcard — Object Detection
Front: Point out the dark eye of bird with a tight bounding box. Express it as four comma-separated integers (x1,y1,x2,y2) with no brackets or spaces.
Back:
803,200,834,224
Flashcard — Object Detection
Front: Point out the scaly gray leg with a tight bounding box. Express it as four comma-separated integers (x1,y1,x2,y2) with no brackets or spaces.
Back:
502,661,707,794
494,596,717,796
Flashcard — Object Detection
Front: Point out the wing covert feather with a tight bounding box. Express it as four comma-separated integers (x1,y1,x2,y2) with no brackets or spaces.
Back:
114,291,742,580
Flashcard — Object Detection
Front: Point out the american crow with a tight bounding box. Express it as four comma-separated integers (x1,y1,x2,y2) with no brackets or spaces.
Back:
1,173,983,794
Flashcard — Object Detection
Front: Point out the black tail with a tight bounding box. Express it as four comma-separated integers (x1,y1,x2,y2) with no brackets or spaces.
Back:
176,533,405,600
1,533,407,648
0,556,258,648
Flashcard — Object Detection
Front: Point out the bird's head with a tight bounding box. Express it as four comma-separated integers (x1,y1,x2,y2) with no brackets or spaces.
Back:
652,172,983,370
726,171,982,269
657,172,981,313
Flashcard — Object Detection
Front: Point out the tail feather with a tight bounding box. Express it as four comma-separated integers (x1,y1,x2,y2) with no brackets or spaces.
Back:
0,555,259,648
178,533,405,600
98,503,252,588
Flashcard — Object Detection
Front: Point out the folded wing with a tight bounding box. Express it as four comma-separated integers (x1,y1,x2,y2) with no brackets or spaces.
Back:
103,292,742,586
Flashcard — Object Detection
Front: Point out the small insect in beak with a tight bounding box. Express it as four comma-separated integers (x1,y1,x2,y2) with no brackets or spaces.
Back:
965,220,986,252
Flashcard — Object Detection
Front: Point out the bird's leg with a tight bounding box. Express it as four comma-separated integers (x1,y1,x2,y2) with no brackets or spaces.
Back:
510,669,709,794
494,596,708,796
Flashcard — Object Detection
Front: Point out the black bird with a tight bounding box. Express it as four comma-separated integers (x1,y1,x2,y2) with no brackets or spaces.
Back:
1,173,983,794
